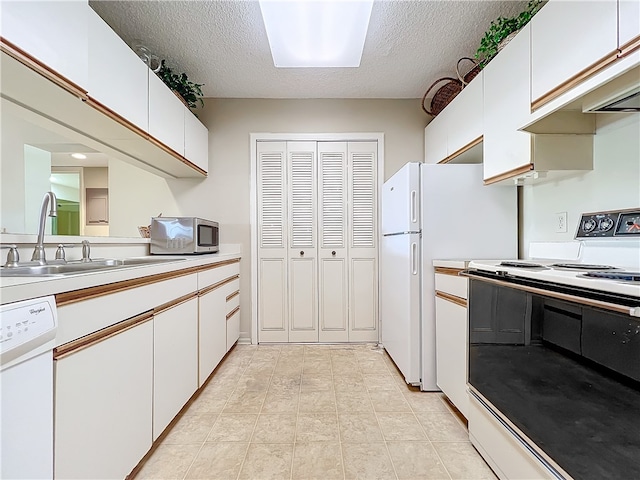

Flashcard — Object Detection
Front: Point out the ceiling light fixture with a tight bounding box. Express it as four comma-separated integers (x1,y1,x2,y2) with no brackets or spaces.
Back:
70,153,87,160
259,0,374,68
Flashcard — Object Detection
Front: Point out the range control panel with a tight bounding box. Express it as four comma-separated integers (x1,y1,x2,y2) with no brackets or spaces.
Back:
576,209,640,238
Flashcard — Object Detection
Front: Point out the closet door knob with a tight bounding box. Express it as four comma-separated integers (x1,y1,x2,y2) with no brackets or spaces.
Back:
300,251,304,256
331,251,336,256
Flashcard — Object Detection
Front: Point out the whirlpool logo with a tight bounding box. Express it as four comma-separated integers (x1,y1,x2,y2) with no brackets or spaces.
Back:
29,306,46,316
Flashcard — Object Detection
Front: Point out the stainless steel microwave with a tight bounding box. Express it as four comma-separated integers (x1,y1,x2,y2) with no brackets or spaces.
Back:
150,217,219,254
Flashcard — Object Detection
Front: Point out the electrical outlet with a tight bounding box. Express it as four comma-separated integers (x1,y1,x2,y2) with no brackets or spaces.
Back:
555,212,568,233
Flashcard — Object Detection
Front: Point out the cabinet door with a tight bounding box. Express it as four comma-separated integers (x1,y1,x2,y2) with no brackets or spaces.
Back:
55,319,153,480
149,71,185,155
318,142,349,342
287,141,318,342
257,141,289,342
198,288,226,387
87,8,148,131
619,0,640,52
153,297,198,439
348,142,378,342
184,108,209,172
446,72,483,158
483,25,532,182
531,0,618,105
424,112,448,164
1,1,88,89
435,296,469,418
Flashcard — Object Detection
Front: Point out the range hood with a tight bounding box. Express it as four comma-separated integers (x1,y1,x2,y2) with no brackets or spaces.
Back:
522,59,640,134
584,84,640,112
581,65,640,113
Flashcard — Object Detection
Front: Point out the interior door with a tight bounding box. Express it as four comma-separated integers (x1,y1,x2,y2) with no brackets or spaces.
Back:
257,141,289,342
347,141,378,342
318,142,349,342
287,141,318,342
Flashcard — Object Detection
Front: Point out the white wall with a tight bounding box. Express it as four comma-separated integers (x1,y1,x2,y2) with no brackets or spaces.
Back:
169,98,428,342
522,113,640,256
108,158,182,237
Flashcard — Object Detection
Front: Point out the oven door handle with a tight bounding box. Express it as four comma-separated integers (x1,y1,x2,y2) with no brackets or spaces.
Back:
461,270,640,318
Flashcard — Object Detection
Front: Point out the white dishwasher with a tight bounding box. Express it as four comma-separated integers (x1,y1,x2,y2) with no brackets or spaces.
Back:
1,296,57,479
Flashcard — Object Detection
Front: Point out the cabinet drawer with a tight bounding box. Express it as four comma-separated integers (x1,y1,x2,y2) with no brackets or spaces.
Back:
198,261,240,289
435,273,468,299
56,273,198,346
469,396,555,480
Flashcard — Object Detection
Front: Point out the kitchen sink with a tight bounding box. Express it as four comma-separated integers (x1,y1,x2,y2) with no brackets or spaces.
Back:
0,257,185,277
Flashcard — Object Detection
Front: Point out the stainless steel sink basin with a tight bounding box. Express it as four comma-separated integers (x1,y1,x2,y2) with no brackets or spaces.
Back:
0,257,185,277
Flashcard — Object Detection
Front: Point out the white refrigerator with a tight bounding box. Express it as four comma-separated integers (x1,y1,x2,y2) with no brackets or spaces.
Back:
381,162,517,391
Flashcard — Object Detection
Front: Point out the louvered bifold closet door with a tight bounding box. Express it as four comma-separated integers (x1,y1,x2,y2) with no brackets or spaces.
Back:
318,142,349,342
257,141,289,343
348,142,378,342
287,142,319,342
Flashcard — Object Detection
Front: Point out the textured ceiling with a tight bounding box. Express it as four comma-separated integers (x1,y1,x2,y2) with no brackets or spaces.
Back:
90,0,527,99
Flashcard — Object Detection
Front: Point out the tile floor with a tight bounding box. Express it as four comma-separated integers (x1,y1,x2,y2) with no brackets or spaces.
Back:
135,344,496,480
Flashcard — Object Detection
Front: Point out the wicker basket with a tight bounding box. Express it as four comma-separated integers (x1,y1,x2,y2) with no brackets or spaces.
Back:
456,57,481,87
421,77,463,116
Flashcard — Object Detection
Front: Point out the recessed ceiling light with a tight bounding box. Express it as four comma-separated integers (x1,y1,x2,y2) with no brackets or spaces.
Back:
70,153,87,160
259,0,374,68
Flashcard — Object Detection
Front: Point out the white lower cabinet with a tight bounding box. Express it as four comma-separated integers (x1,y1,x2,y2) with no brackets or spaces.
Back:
153,296,198,439
54,317,153,480
198,287,227,387
434,272,469,418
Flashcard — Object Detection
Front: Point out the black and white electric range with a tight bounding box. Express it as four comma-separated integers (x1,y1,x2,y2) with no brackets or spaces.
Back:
465,209,640,480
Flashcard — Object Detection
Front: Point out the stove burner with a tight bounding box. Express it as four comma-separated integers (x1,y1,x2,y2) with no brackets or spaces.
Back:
579,271,640,282
499,261,547,269
551,263,618,271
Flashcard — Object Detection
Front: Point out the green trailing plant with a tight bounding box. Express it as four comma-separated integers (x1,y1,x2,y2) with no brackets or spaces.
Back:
157,60,204,110
475,0,544,68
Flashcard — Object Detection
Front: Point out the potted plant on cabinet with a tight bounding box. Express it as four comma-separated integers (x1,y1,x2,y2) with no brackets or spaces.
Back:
156,60,204,112
475,0,544,68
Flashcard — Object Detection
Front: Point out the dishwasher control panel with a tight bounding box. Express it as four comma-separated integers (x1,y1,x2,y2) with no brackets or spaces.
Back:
0,296,57,364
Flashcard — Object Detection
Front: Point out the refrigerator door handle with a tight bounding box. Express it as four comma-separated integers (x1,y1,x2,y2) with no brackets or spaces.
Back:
411,190,417,224
411,242,418,275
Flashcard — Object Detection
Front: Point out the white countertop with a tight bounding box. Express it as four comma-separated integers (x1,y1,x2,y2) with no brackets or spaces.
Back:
433,259,471,269
0,248,241,305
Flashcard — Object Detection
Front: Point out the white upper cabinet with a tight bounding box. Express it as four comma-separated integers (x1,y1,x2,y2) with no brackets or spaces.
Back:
446,72,483,157
1,1,88,90
483,25,532,182
531,0,618,108
149,72,186,156
619,0,640,52
184,107,209,172
424,112,448,164
484,24,593,184
87,9,148,131
424,73,483,165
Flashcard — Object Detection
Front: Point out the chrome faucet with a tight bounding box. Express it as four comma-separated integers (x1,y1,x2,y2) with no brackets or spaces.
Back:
81,240,91,262
31,191,57,265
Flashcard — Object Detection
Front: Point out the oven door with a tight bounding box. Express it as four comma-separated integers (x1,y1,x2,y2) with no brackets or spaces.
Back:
196,222,219,252
466,271,640,480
